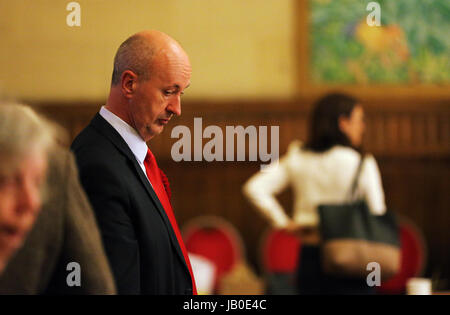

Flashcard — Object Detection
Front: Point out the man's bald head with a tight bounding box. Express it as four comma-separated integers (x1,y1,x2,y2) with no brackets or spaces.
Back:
107,30,191,141
111,30,186,86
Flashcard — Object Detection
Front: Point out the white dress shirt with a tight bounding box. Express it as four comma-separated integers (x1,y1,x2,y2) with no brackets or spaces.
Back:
243,140,386,228
99,106,151,185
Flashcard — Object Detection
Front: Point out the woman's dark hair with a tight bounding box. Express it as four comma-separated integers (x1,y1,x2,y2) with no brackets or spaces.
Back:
304,92,360,153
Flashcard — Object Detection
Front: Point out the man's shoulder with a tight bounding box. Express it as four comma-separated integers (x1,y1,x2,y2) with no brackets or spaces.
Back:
72,118,101,147
71,125,122,166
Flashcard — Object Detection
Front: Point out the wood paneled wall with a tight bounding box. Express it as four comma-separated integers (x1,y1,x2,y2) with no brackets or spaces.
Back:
33,98,450,288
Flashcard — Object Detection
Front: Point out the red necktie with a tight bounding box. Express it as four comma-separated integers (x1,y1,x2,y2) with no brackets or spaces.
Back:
144,148,197,295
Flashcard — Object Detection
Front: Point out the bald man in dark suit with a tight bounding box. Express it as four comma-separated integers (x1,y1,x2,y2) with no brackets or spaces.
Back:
71,30,196,294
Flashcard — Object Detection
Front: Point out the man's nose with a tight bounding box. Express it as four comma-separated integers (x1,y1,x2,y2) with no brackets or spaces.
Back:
167,95,181,116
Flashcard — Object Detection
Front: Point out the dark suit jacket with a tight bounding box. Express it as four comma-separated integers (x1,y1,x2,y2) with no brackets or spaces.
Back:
0,146,116,294
71,113,193,295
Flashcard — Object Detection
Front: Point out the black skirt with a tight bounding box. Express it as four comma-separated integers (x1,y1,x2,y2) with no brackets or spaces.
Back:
296,245,376,295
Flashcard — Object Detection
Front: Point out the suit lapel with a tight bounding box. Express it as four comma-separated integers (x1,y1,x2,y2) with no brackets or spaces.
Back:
90,114,189,272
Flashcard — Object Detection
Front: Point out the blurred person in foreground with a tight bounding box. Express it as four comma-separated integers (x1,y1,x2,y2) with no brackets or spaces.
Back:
71,30,196,294
0,102,116,294
0,103,53,274
243,93,386,294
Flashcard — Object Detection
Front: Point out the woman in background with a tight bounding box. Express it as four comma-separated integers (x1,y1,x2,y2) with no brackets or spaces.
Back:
0,103,54,274
243,93,386,294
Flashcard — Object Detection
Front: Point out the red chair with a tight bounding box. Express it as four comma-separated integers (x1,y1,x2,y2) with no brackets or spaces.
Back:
182,216,245,291
377,217,427,294
261,229,301,273
260,229,301,294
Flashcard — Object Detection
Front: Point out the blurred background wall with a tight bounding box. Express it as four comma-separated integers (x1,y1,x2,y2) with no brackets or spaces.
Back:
1,0,449,290
0,0,296,100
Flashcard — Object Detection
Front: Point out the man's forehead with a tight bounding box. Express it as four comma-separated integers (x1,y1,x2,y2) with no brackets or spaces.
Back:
171,83,191,89
153,64,191,86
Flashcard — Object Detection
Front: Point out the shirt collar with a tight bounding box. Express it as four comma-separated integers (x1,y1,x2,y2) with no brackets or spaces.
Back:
99,106,148,164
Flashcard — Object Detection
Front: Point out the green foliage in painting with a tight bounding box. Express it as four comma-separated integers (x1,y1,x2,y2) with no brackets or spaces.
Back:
310,0,450,84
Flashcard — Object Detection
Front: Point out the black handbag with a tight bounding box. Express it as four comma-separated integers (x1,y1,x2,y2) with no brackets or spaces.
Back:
318,155,400,280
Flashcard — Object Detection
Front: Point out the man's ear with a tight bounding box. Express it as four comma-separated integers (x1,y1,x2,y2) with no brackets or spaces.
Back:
121,70,138,99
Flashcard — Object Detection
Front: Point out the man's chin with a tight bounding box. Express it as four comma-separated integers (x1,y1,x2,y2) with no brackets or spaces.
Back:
154,124,165,134
143,126,164,141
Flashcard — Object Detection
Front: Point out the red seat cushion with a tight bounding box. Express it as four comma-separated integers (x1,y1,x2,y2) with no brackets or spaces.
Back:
185,226,241,288
263,230,301,273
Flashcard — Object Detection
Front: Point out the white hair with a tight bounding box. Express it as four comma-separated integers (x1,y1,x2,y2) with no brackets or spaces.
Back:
0,102,56,175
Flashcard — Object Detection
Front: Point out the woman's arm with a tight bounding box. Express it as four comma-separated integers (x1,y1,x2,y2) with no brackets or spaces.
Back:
242,154,292,228
359,155,387,215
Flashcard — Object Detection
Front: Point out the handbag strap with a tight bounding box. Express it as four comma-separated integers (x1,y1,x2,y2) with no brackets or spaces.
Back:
347,154,365,201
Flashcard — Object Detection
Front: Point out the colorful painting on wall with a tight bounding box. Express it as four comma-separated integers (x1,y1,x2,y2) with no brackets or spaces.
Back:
309,0,450,84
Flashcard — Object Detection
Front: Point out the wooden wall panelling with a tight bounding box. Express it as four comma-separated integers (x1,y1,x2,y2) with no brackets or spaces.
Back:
32,100,450,286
